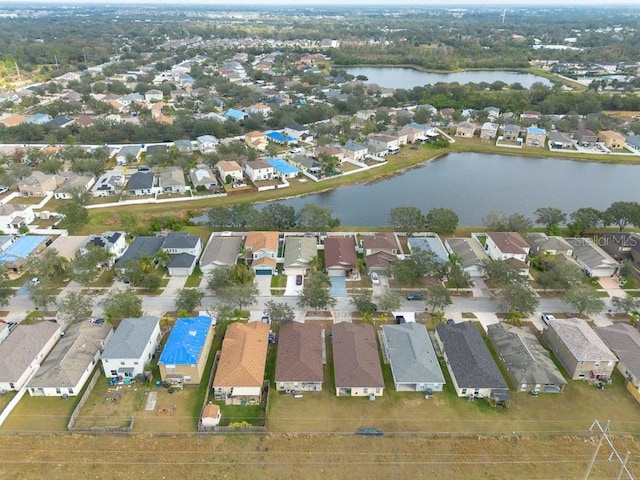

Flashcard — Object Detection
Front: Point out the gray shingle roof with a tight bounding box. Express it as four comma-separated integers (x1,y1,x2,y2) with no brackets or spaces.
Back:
117,236,165,265
382,323,445,385
162,232,200,250
275,322,324,383
0,322,60,382
446,237,487,268
487,323,566,387
547,318,617,362
435,322,507,390
595,323,640,378
564,238,618,270
127,171,154,190
200,235,242,269
332,322,384,389
101,317,159,360
283,237,317,269
27,322,113,389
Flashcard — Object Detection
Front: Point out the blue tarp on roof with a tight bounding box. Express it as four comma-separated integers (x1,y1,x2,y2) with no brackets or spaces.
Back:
267,158,300,175
159,316,213,365
0,235,47,264
266,131,296,143
225,109,246,121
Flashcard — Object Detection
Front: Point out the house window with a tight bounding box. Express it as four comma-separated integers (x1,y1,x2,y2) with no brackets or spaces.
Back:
120,361,125,365
68,388,74,394
474,389,480,396
56,388,61,394
363,388,368,394
184,376,192,383
594,360,601,367
375,388,381,394
461,388,467,395
134,361,139,365
9,383,14,390
110,370,117,376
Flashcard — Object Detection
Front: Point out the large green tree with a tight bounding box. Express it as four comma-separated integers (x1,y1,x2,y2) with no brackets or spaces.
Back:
56,291,94,325
605,201,640,231
59,203,89,234
534,207,566,232
263,300,295,326
424,207,459,235
423,284,452,314
174,288,204,313
296,204,340,231
564,285,605,316
498,283,539,317
388,206,424,235
101,288,143,319
298,270,336,310
0,267,15,307
68,247,111,286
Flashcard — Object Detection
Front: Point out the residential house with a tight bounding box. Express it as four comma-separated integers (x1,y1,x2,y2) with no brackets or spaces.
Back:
0,323,10,346
225,109,247,121
595,324,640,402
266,131,297,146
368,134,400,154
0,322,61,392
116,236,165,267
625,135,640,153
18,171,60,196
408,236,449,264
564,237,619,277
480,122,499,140
144,89,163,103
161,232,203,276
283,236,317,276
525,127,547,147
49,235,85,262
434,322,509,399
0,204,35,231
484,232,530,265
341,141,368,162
92,170,124,197
548,131,574,149
444,238,488,277
199,234,242,275
284,123,310,140
53,172,96,200
488,323,566,393
244,231,279,275
291,155,321,175
599,130,625,149
217,160,244,184
574,128,598,146
245,160,274,182
116,145,141,166
362,232,399,274
246,103,271,117
212,322,269,405
158,166,187,194
381,323,445,393
315,146,344,162
158,316,215,385
521,110,542,122
598,232,636,263
324,236,357,277
245,131,268,151
267,158,300,179
189,164,218,191
100,316,162,379
400,123,429,143
526,233,574,256
27,322,113,397
332,322,384,397
127,171,157,196
455,122,476,138
484,106,500,121
24,113,53,125
503,124,521,142
275,322,324,392
47,116,75,129
174,140,195,154
79,231,128,264
196,134,219,154
542,318,617,380
0,235,48,271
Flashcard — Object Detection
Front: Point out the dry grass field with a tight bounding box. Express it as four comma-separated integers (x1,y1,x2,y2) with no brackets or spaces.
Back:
0,432,638,479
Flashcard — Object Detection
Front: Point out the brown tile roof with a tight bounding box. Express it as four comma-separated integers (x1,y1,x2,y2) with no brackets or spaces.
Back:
213,322,269,388
275,322,324,383
487,232,529,255
361,232,397,252
202,403,220,419
245,231,279,254
324,236,357,269
217,160,242,173
365,251,396,269
0,114,27,127
332,323,384,389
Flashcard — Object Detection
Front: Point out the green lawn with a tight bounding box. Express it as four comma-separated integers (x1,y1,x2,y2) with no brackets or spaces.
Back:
1,394,78,432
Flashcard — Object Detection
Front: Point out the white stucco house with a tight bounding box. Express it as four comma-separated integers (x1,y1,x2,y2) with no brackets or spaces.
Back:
101,317,161,379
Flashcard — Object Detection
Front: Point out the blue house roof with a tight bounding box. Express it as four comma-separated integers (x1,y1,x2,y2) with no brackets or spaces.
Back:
266,131,296,143
159,316,213,365
408,236,449,264
267,158,300,175
225,109,247,121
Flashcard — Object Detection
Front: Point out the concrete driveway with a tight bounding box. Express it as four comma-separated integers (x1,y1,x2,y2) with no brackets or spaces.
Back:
254,275,272,296
284,274,303,296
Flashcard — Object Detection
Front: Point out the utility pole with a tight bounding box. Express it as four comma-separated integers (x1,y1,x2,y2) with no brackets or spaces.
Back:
14,61,22,82
54,54,59,70
501,7,507,25
584,420,634,480
583,420,608,480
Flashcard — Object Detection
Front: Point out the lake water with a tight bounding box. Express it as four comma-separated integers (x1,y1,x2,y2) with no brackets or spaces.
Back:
263,153,639,226
344,67,553,89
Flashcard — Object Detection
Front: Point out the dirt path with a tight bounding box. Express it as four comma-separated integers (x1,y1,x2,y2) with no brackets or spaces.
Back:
0,433,637,479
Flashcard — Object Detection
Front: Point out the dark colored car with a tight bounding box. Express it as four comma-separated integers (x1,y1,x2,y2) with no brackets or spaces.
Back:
406,292,424,301
295,274,303,285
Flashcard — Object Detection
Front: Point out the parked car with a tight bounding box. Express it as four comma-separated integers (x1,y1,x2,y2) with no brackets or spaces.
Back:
295,274,303,286
541,313,556,326
30,277,41,286
406,292,424,301
370,272,380,286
